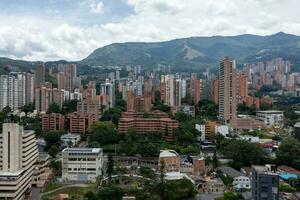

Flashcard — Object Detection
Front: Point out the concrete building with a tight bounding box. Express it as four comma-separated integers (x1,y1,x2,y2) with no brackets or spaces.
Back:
195,121,217,142
252,165,279,200
219,57,237,126
35,86,53,113
41,113,65,132
64,64,78,93
25,73,35,105
189,73,201,105
68,112,97,134
218,166,251,191
256,110,284,128
35,64,45,87
159,150,180,172
0,123,38,199
61,134,81,146
100,79,115,108
294,122,300,140
62,148,104,182
0,74,30,111
118,112,178,141
32,152,52,188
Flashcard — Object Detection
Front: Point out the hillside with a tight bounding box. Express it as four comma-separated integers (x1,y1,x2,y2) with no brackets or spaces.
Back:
1,32,300,74
81,32,300,71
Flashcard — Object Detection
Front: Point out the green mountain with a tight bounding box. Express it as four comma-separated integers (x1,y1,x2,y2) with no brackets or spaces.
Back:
1,32,300,75
81,32,300,71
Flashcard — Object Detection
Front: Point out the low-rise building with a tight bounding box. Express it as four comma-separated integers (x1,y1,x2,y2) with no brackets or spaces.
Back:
195,121,217,142
256,110,284,128
159,150,180,172
61,134,81,147
62,148,104,182
218,166,251,190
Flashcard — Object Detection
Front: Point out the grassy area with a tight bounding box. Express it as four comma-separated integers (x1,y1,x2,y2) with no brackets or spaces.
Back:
42,183,97,199
43,183,64,192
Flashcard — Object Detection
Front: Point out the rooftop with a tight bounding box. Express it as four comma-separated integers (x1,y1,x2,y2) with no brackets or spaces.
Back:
218,166,243,178
256,110,283,114
159,150,179,158
63,148,102,154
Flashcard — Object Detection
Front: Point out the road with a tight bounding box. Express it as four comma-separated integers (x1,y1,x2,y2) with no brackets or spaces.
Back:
30,187,41,200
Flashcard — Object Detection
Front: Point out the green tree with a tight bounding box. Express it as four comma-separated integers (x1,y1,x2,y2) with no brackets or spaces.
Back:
175,112,191,122
43,131,61,150
61,99,78,114
21,102,35,113
89,141,100,148
88,121,119,145
101,108,122,125
222,139,268,169
84,191,97,200
2,106,11,115
219,192,243,200
139,166,156,179
47,103,61,114
276,137,300,169
213,150,218,169
107,153,114,180
48,145,59,158
97,186,123,200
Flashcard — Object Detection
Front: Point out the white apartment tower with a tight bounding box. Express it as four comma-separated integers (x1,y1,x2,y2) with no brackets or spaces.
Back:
0,123,38,199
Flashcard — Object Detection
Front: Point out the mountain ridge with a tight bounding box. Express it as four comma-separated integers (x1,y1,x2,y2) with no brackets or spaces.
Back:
1,32,300,73
81,32,300,71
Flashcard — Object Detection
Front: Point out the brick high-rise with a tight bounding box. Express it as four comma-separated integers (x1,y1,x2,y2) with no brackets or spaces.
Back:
218,57,237,125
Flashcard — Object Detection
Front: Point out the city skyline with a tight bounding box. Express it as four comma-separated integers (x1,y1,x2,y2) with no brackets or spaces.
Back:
0,0,299,61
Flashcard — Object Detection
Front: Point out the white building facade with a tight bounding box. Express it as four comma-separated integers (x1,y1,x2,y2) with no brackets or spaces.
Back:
62,148,104,182
256,110,284,128
0,123,38,199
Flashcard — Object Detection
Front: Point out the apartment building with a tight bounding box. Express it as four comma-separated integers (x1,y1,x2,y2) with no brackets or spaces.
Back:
118,116,178,135
0,123,38,199
41,113,65,132
252,165,279,200
68,112,97,134
62,148,104,182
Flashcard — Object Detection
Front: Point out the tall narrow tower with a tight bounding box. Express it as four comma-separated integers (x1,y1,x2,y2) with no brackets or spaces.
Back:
218,57,237,126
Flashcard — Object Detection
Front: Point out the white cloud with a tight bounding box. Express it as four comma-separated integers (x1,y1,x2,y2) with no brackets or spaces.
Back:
89,0,105,14
0,0,300,61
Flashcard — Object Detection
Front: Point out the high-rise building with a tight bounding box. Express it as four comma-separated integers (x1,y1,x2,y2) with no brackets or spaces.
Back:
0,123,38,199
35,86,53,113
189,73,201,105
0,74,28,111
175,79,182,106
252,165,279,200
64,64,77,93
218,57,237,125
212,79,219,104
57,72,66,90
100,79,115,108
35,64,45,87
25,73,35,104
237,73,248,99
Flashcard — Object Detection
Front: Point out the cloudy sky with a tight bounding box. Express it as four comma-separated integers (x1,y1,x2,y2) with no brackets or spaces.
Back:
0,0,299,61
